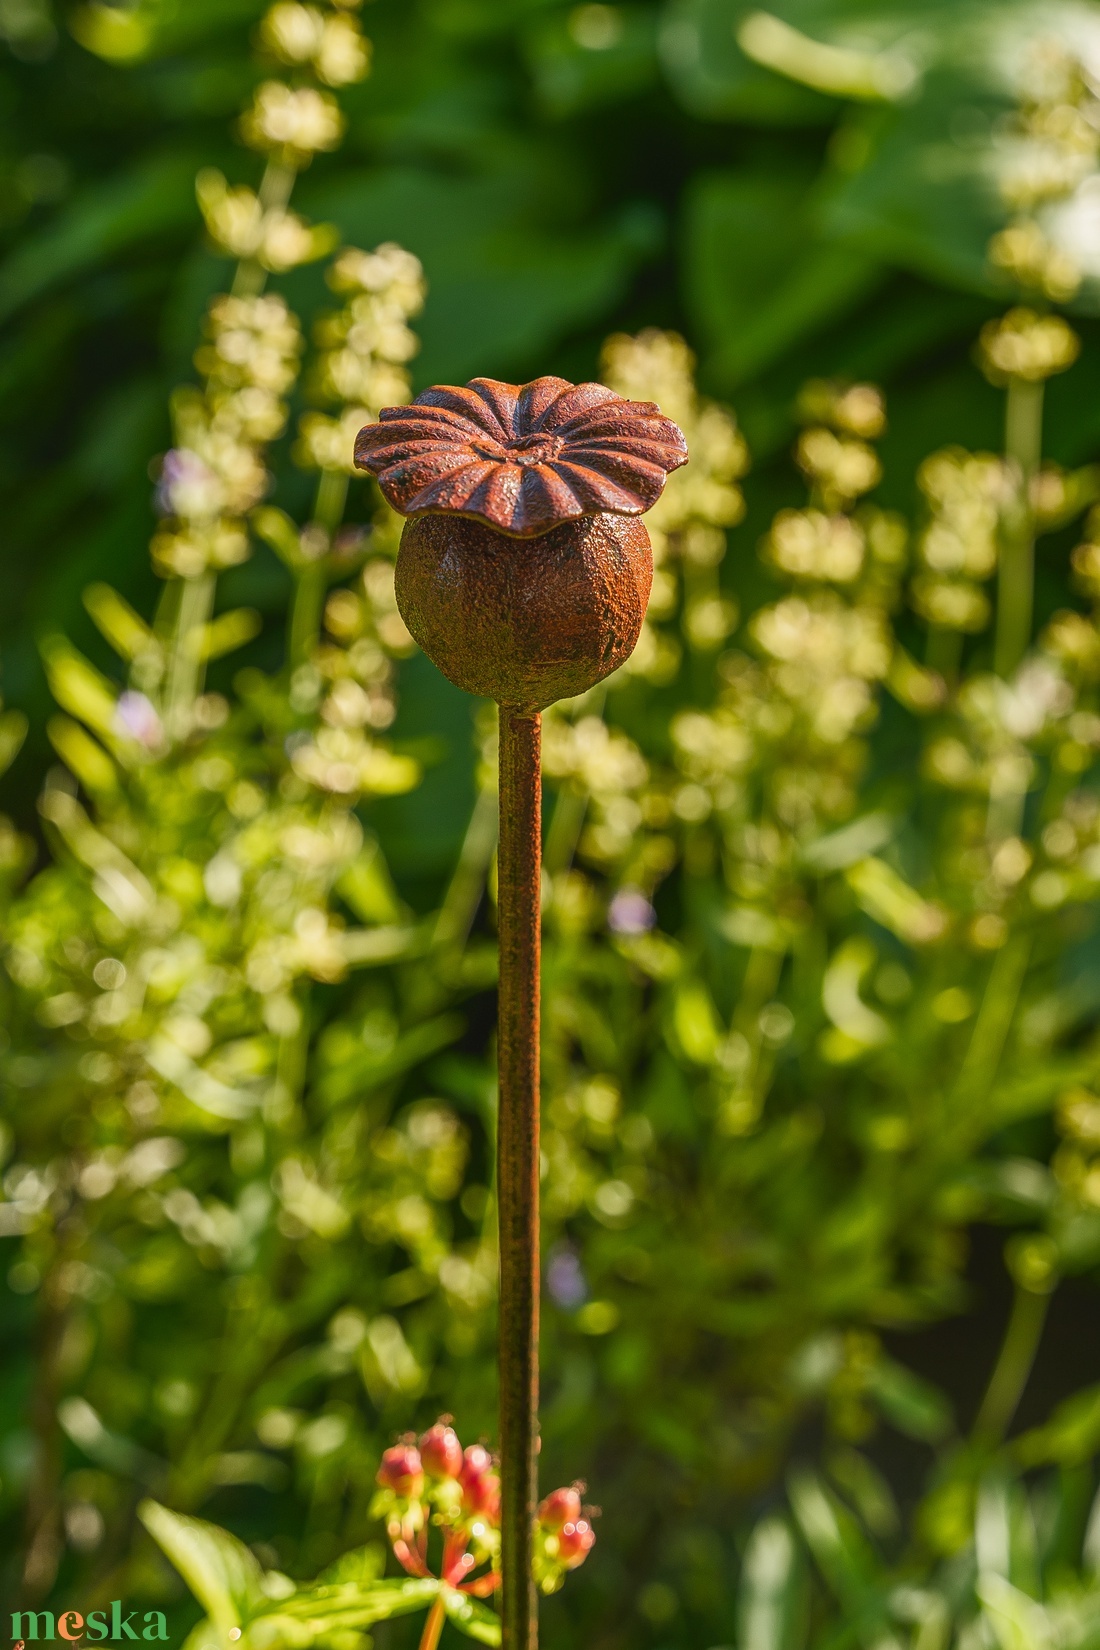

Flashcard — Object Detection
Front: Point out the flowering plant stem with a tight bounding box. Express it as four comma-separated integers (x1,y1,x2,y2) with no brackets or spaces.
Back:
971,1280,1050,1446
496,706,542,1650
232,160,297,300
418,1596,448,1650
166,570,215,737
995,374,1043,679
289,468,351,668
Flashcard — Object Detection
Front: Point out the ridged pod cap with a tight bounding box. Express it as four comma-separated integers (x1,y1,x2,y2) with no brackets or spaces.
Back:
355,375,688,708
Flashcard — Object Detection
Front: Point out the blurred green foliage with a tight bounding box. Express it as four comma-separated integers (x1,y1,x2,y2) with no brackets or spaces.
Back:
11,4,1100,1650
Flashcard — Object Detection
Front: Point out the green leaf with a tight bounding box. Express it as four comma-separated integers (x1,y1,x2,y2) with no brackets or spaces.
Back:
315,1013,464,1106
83,583,157,663
40,635,120,742
826,1446,899,1541
523,4,660,117
138,1500,267,1632
315,1544,387,1586
0,151,203,325
441,1588,502,1645
671,977,723,1065
305,168,659,387
821,72,1005,296
868,1357,954,1443
193,608,262,662
660,0,838,122
737,1516,807,1650
977,1573,1051,1650
252,507,304,570
787,1468,879,1620
817,5,1100,310
336,837,406,926
0,709,29,778
179,1622,223,1650
47,716,118,795
1015,1385,1100,1470
270,1576,440,1627
684,165,881,385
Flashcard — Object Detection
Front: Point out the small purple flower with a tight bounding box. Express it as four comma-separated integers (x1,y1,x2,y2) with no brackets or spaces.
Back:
608,888,657,936
546,1244,588,1310
115,692,163,749
156,448,221,518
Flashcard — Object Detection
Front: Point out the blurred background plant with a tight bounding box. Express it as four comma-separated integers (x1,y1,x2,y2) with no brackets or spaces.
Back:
11,3,1100,1650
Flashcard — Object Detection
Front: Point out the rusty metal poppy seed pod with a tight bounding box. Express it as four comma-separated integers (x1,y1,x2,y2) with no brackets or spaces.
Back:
355,376,687,1650
354,375,688,711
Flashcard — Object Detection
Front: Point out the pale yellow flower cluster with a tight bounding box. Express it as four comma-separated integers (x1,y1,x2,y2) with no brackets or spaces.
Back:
921,637,1100,898
242,81,346,163
153,296,303,577
600,329,747,675
1070,503,1100,604
196,169,337,274
926,689,1100,949
978,308,1080,386
911,449,1009,633
539,351,910,990
286,564,419,799
7,769,414,1151
298,243,427,476
260,0,371,88
541,715,652,869
990,37,1100,301
198,0,369,277
670,382,905,875
1055,1086,1100,1210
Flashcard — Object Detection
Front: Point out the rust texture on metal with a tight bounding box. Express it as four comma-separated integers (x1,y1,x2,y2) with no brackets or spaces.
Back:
354,374,687,537
496,707,542,1650
355,376,688,1650
394,510,654,712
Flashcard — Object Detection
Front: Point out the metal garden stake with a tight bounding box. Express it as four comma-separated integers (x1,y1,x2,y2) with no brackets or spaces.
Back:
356,376,687,1650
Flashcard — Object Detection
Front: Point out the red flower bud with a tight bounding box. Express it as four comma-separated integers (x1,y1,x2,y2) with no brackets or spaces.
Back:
539,1487,583,1531
460,1444,493,1481
464,1469,501,1519
556,1518,596,1569
420,1422,464,1479
460,1445,500,1519
377,1444,424,1498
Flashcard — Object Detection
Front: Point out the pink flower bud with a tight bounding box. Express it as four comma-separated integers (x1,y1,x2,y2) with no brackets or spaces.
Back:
460,1444,493,1481
460,1445,500,1519
377,1444,424,1498
420,1422,464,1479
556,1519,596,1569
464,1469,501,1520
539,1487,582,1531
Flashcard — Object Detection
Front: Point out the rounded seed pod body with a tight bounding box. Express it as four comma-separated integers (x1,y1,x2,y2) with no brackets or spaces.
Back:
395,510,653,711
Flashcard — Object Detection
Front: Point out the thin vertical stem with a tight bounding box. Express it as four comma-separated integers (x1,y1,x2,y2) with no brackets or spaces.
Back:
315,466,349,533
165,570,215,740
417,1597,447,1650
289,469,350,669
434,781,499,951
231,159,298,299
290,564,328,672
496,705,541,1650
954,933,1031,1106
995,376,1043,680
924,623,963,686
971,1282,1050,1446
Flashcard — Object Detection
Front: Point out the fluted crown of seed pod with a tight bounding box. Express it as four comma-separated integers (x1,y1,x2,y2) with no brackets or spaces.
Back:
354,375,689,710
355,375,687,538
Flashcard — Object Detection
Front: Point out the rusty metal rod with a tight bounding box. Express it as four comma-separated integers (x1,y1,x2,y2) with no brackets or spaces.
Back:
496,704,542,1650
